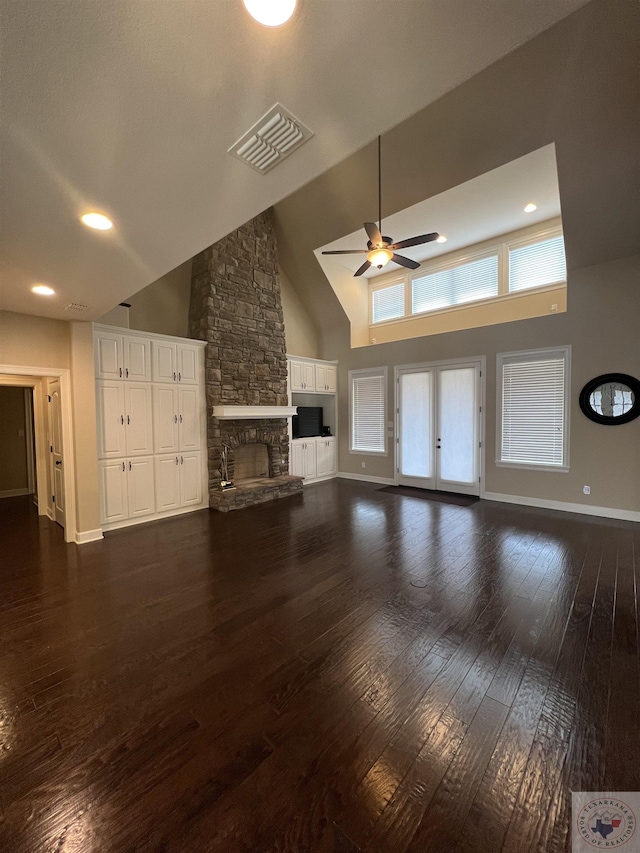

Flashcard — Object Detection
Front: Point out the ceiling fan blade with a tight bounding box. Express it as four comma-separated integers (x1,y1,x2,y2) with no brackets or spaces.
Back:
392,253,420,270
389,232,440,250
364,222,383,246
321,249,368,255
354,260,372,277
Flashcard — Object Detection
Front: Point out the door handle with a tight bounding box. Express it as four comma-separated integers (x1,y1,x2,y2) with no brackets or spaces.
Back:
119,367,122,378
178,372,181,382
181,456,184,464
179,414,183,423
127,415,130,425
55,460,62,466
121,415,124,425
125,368,129,378
129,462,132,471
122,462,125,472
174,414,178,423
173,372,176,382
175,456,179,465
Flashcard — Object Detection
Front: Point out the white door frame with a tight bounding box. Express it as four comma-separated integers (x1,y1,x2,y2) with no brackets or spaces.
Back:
394,355,486,496
0,365,77,543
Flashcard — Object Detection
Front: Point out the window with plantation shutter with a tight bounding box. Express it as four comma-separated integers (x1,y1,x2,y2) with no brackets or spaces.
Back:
508,235,566,292
412,254,498,315
498,348,570,469
372,282,404,324
350,368,386,454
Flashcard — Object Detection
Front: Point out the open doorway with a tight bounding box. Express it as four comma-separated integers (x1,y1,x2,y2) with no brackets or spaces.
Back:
0,369,75,541
0,386,36,500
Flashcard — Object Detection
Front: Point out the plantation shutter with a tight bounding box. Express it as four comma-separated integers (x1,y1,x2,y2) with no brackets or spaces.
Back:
372,282,405,323
501,354,567,466
509,236,566,292
351,371,385,452
412,254,499,315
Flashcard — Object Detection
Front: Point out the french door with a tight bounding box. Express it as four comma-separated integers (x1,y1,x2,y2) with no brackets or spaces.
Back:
396,360,483,496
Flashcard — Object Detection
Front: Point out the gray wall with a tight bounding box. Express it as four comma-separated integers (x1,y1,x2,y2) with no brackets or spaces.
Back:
274,0,640,515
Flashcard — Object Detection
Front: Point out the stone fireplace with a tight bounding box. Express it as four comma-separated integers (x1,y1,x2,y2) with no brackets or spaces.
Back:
188,208,303,511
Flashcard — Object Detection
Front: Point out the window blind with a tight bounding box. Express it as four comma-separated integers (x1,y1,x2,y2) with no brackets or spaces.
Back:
351,372,385,452
509,235,566,292
412,254,498,315
501,355,567,466
372,282,404,324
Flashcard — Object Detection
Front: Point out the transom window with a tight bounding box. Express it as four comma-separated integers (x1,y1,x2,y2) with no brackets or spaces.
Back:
370,224,566,326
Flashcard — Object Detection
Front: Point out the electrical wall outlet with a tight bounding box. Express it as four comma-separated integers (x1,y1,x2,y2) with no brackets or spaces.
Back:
362,462,366,469
583,485,591,495
551,303,558,312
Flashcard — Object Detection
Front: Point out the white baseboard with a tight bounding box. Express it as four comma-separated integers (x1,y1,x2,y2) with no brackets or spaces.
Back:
46,507,54,520
483,491,640,523
0,487,31,498
338,471,397,487
75,528,104,544
101,502,208,533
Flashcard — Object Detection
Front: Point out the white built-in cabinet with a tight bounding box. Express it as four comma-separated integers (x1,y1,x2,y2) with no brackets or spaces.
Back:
94,325,207,531
290,437,337,481
289,358,337,393
287,355,339,484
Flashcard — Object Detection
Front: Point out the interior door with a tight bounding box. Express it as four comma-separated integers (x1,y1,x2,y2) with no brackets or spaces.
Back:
397,361,481,496
49,379,65,527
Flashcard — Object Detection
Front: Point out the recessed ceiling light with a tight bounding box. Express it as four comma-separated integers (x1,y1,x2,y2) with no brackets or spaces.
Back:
524,203,537,213
436,235,448,243
81,212,113,230
242,0,296,27
32,284,55,296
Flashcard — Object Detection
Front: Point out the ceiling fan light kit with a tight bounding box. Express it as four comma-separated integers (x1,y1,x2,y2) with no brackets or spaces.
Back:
323,136,440,277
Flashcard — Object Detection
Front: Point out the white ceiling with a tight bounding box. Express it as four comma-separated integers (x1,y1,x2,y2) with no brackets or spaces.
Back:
0,0,590,321
315,143,562,279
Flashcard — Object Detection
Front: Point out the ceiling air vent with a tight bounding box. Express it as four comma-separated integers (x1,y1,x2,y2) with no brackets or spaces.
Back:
64,302,89,312
228,103,313,174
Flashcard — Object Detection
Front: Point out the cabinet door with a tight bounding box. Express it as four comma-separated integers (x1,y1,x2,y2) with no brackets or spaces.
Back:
125,383,154,455
289,360,304,392
326,438,337,475
177,345,199,384
152,385,179,453
180,451,202,506
124,336,151,381
127,457,155,517
290,440,305,477
325,365,337,393
154,454,181,512
178,386,200,451
152,341,177,383
303,441,317,479
315,364,327,392
302,362,315,391
95,332,123,380
316,438,329,478
99,459,128,524
96,381,126,458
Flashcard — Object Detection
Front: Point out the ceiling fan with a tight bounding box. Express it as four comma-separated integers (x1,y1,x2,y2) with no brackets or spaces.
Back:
322,136,440,277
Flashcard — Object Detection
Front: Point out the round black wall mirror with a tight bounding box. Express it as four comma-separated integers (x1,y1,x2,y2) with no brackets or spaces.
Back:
579,373,640,425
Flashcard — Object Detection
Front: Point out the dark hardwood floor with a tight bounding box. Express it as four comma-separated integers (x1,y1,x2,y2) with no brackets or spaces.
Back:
0,484,638,852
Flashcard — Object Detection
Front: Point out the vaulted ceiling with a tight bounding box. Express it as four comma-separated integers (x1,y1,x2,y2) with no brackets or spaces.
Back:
0,0,591,321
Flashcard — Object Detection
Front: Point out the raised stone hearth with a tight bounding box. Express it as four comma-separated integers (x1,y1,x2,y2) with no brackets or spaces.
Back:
189,209,303,510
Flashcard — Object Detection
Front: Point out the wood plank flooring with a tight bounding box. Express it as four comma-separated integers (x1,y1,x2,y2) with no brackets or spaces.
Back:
0,483,638,852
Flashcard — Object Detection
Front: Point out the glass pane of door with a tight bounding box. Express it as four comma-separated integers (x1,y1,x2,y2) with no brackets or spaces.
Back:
399,370,434,485
437,367,477,488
